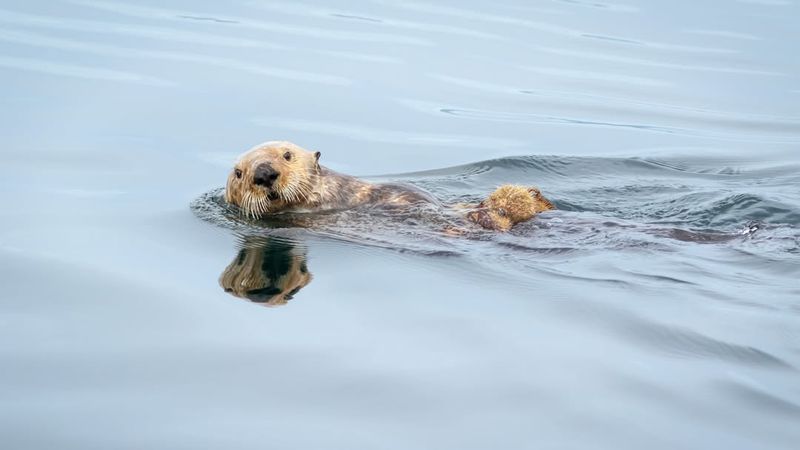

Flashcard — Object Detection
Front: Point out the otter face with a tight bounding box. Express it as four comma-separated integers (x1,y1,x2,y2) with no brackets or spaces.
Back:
225,141,321,218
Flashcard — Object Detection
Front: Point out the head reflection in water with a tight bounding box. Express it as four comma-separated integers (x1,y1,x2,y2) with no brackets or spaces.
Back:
219,236,312,306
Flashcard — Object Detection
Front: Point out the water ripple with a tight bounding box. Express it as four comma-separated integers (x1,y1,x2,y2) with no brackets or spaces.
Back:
630,321,794,369
70,0,431,45
519,65,672,88
368,0,732,54
0,29,350,85
249,1,504,40
250,117,525,148
0,9,286,50
440,106,683,135
684,29,763,41
532,45,784,76
645,193,800,228
0,54,171,86
417,76,800,139
552,0,640,13
716,379,800,417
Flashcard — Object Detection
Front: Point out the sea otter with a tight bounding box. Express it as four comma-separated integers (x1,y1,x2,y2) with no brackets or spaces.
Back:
225,141,554,230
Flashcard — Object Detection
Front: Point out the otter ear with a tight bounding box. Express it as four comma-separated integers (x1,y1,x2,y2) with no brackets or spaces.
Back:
313,151,321,174
314,151,321,161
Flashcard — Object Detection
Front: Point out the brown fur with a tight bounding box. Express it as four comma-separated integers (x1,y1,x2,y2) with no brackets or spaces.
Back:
466,185,556,231
225,141,554,230
225,141,434,217
225,141,324,217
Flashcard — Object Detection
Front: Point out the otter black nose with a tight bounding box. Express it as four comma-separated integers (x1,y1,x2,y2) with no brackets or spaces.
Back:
253,164,280,187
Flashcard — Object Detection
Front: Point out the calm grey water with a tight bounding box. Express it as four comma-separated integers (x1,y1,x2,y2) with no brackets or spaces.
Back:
2,1,799,449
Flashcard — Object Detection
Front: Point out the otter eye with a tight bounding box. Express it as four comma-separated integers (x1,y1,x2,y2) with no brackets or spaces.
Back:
234,168,242,179
497,208,507,217
283,151,292,161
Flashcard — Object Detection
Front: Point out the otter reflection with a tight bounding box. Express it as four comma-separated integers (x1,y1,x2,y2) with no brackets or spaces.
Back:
219,236,312,306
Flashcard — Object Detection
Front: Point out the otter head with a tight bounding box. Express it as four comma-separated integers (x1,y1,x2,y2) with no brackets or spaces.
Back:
467,185,555,231
225,141,322,218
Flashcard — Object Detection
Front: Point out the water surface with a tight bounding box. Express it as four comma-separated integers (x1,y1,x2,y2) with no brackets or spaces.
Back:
1,1,799,449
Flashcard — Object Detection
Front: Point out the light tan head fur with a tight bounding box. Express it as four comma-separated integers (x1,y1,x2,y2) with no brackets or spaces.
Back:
225,141,321,218
467,185,555,231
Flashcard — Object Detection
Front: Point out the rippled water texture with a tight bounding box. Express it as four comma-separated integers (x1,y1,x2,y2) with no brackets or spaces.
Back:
1,1,799,449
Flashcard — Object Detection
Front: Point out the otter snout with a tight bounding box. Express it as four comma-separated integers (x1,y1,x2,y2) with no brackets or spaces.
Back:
253,163,280,188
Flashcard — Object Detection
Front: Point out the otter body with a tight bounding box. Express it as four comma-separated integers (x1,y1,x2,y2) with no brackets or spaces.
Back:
225,141,553,230
225,141,438,217
299,167,438,212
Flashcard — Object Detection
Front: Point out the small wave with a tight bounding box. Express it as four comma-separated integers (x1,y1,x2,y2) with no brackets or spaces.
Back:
395,155,799,230
388,155,575,182
177,15,239,24
643,193,800,228
192,154,800,264
716,379,800,417
630,322,794,369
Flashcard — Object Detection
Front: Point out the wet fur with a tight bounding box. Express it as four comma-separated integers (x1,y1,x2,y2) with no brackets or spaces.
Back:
225,141,435,216
225,141,554,231
466,185,556,231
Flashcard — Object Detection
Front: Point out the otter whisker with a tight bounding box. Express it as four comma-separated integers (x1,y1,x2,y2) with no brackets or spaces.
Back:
247,191,268,219
281,185,291,203
248,191,265,219
281,173,315,206
258,194,271,216
250,194,258,219
242,191,251,218
281,181,299,204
